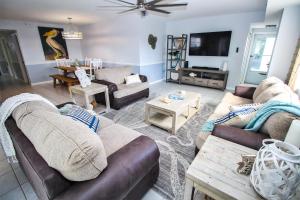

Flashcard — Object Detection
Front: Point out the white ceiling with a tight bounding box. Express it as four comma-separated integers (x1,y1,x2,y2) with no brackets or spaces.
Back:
0,0,267,25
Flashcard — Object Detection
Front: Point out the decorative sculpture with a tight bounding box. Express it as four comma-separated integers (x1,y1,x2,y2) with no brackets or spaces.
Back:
148,34,157,50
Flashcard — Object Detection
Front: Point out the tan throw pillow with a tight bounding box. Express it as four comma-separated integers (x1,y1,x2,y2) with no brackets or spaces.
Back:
13,106,107,181
259,112,299,140
223,111,257,128
253,77,283,100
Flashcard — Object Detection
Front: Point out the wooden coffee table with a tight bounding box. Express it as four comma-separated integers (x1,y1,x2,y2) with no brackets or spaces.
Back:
145,91,200,134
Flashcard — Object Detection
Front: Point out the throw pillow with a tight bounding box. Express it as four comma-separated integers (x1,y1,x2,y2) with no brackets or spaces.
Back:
75,68,91,88
214,107,259,128
59,104,100,133
125,74,142,85
229,103,262,112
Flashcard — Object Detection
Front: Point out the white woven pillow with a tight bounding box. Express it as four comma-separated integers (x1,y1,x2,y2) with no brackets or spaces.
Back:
230,103,262,112
125,74,141,85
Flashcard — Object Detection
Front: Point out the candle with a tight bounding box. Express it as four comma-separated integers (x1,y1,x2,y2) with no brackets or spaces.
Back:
285,120,300,148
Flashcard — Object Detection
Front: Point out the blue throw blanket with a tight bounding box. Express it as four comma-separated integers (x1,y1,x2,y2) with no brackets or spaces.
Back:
201,100,300,133
245,100,300,131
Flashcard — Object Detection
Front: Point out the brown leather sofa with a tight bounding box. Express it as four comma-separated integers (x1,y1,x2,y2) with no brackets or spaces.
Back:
5,103,159,200
93,75,149,110
92,66,149,110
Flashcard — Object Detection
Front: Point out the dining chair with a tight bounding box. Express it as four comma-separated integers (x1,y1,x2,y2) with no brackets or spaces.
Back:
88,58,103,80
85,57,92,67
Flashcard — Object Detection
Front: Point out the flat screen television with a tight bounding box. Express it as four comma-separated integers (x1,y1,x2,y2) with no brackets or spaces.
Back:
189,31,232,56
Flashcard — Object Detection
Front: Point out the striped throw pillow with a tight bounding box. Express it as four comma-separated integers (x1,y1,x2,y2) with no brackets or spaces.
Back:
59,104,100,133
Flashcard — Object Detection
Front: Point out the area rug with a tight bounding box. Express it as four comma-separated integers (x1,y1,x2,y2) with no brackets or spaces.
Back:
103,94,216,200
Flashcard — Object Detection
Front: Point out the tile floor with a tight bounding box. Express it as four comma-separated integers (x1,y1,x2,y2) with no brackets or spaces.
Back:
0,81,226,200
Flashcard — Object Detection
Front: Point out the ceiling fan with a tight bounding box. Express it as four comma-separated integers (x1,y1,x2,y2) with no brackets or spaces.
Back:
97,0,188,16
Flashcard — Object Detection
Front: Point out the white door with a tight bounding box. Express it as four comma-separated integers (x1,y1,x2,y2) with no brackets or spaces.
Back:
244,34,276,85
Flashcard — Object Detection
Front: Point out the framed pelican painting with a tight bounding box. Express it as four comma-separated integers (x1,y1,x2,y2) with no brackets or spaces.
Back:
38,26,69,60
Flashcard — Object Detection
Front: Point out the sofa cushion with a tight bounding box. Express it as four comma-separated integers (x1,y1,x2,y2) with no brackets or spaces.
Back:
12,104,107,181
260,112,299,140
211,93,253,118
99,124,142,157
254,84,298,103
114,82,149,99
98,116,114,129
222,92,253,105
253,77,283,100
95,66,132,85
12,101,58,122
54,136,159,200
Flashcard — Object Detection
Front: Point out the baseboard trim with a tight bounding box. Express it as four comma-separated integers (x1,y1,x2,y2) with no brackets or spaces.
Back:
31,80,52,86
150,79,164,85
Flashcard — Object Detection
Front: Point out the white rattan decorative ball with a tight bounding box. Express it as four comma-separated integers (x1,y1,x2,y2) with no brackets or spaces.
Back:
250,139,300,200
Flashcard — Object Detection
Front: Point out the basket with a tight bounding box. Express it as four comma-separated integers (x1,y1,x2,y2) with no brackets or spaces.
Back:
250,139,300,199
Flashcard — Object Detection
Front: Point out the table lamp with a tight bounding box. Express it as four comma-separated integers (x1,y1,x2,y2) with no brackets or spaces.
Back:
285,120,300,148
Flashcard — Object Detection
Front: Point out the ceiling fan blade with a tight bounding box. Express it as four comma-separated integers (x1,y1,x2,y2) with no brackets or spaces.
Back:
97,5,136,8
115,0,135,5
147,0,164,5
147,7,170,14
153,3,188,7
103,0,126,6
118,7,139,14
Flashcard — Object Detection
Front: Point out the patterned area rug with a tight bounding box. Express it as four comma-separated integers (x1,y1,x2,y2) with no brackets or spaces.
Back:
104,94,216,200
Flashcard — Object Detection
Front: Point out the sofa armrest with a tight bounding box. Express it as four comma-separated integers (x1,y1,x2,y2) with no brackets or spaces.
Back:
139,75,148,83
212,125,269,150
234,85,256,99
92,79,118,94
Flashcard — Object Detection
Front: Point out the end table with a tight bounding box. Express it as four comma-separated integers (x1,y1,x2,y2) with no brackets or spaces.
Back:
69,82,110,113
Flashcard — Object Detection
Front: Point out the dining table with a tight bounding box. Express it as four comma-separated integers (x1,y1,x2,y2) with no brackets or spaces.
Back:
54,65,91,77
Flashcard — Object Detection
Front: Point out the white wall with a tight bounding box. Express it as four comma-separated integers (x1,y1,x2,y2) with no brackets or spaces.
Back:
268,5,300,81
80,15,166,66
80,15,141,66
0,19,83,65
139,16,165,66
166,11,265,89
80,15,166,82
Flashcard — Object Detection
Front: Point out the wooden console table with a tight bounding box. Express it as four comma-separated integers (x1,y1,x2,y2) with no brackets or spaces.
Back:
180,68,229,90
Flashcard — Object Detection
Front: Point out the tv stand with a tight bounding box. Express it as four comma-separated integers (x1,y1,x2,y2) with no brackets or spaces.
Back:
179,67,229,90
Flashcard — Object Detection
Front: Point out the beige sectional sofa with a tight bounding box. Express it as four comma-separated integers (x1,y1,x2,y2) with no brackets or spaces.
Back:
196,77,299,150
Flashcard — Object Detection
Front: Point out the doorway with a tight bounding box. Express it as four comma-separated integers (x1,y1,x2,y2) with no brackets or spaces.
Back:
0,30,29,87
241,29,277,85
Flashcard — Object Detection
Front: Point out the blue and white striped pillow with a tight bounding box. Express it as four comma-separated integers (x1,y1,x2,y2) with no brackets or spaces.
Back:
59,104,100,133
